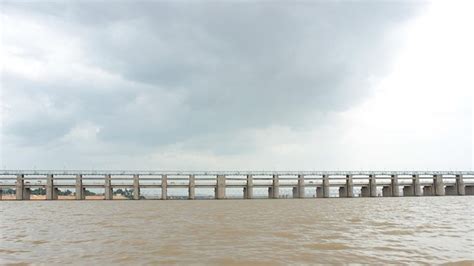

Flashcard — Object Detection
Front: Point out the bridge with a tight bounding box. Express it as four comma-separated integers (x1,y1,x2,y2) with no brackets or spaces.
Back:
1,170,473,200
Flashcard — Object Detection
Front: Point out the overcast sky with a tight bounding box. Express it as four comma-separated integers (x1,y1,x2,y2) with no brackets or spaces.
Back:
0,1,472,171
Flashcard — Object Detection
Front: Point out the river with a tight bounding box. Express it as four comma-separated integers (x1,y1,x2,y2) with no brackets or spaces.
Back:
1,197,473,265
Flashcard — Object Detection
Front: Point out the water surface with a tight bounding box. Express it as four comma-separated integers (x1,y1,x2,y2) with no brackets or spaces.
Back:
1,197,473,264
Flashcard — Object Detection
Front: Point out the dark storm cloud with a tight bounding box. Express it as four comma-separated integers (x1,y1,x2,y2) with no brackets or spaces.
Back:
2,1,424,152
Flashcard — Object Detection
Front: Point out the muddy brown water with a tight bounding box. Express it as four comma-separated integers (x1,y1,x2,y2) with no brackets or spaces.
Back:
1,197,473,265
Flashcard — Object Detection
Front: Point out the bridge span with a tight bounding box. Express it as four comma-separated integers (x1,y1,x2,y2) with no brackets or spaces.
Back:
1,171,473,200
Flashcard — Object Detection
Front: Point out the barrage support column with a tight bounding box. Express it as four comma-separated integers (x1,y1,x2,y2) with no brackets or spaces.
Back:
161,175,168,200
272,175,279,199
105,174,113,200
216,175,226,199
413,174,421,196
15,174,25,200
298,174,305,198
75,174,84,200
434,174,445,196
346,175,353,197
189,175,195,200
245,175,253,199
391,175,399,197
456,175,465,195
133,174,140,200
46,174,58,200
322,175,330,198
369,174,377,197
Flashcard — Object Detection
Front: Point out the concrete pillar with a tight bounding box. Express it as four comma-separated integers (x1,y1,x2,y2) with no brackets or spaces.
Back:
403,186,414,196
105,174,113,200
346,175,353,197
412,174,421,196
15,174,24,200
382,186,391,197
272,175,279,199
188,175,195,200
433,174,445,196
46,174,57,200
161,175,167,200
369,174,377,197
423,186,433,196
297,174,305,198
391,175,399,197
216,175,226,199
339,187,346,197
361,186,370,197
245,175,253,199
133,174,140,200
456,175,465,195
322,175,330,198
75,174,84,200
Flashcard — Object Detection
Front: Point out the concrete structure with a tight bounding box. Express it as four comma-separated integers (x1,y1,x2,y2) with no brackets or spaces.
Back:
162,175,167,200
1,171,473,200
76,174,85,200
46,174,58,200
272,175,279,199
297,174,305,198
105,174,113,200
133,174,140,200
391,174,399,197
369,174,377,197
244,175,253,199
189,175,195,200
433,174,445,196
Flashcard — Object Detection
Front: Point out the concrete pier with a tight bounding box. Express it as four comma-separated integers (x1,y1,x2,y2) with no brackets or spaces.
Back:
346,175,353,197
297,174,305,198
75,174,84,200
105,174,113,200
402,175,420,197
272,175,279,199
188,175,195,200
456,175,465,195
162,175,167,200
433,175,445,196
133,174,140,200
216,175,225,199
16,174,25,200
245,175,253,199
391,174,399,197
322,175,330,198
46,174,58,200
413,175,421,196
369,174,377,197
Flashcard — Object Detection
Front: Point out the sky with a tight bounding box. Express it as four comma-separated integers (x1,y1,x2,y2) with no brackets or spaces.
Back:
0,1,472,171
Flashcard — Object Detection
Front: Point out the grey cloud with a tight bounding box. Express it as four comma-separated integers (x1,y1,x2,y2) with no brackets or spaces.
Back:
2,2,424,154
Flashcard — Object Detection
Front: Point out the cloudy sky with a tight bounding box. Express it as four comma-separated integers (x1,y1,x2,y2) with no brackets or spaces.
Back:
0,1,472,171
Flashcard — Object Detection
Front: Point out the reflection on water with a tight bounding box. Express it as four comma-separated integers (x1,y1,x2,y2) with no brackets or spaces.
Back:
0,197,473,264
